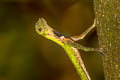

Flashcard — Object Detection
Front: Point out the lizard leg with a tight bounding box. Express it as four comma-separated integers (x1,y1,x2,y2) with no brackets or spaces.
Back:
71,19,96,41
66,40,102,52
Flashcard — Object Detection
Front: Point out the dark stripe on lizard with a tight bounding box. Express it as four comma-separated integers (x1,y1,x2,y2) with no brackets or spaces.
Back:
52,30,74,41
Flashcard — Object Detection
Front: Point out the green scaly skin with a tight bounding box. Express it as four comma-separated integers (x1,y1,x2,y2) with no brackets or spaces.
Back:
35,18,93,80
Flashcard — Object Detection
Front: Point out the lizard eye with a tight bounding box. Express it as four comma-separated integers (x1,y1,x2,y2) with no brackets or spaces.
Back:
38,28,42,32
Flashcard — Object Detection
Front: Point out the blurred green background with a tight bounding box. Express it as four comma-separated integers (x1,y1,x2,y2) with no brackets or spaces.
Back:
0,0,104,80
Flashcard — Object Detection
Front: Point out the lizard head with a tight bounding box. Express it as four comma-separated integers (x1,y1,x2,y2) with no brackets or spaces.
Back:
35,18,49,36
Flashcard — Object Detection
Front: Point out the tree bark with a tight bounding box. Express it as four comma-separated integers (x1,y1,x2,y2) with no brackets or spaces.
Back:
94,0,120,80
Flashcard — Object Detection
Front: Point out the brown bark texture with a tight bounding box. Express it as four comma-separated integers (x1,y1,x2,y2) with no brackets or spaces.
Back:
94,0,120,80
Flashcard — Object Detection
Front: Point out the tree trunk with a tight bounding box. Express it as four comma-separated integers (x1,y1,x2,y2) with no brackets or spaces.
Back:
94,0,120,80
